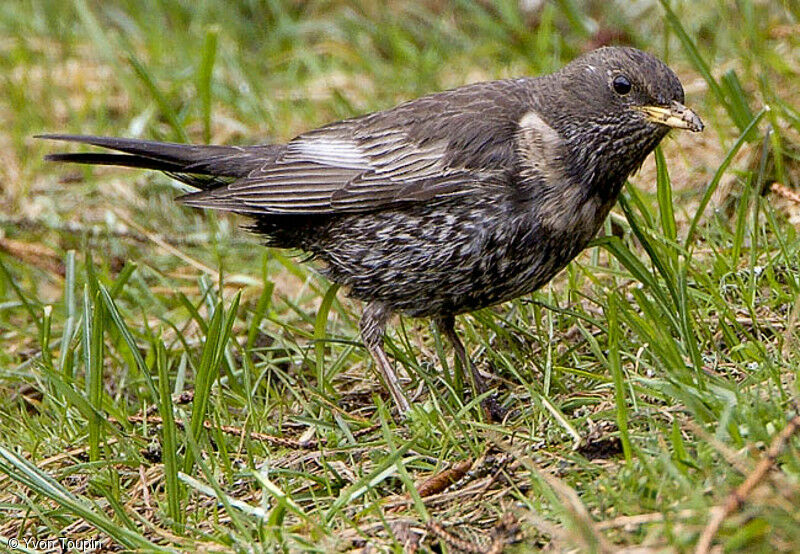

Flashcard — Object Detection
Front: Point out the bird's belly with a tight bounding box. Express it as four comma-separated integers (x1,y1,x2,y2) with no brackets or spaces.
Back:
311,196,598,317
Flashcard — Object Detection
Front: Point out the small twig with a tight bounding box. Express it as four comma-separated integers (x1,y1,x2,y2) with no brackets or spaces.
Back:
138,465,153,513
386,452,513,514
112,209,220,278
119,412,380,450
0,213,251,248
113,208,264,287
783,295,800,358
416,459,474,497
390,520,422,553
487,513,521,554
771,182,800,205
426,519,486,554
426,513,519,554
683,419,752,475
695,415,800,554
596,509,697,530
487,432,613,553
0,237,65,277
473,453,514,494
0,439,120,491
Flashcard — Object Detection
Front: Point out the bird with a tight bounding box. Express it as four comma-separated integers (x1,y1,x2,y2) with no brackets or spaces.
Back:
40,46,703,420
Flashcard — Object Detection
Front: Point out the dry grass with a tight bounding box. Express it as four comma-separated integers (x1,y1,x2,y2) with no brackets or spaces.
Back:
1,0,800,552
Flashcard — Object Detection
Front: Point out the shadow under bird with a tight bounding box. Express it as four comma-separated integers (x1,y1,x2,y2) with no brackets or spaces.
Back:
40,46,703,420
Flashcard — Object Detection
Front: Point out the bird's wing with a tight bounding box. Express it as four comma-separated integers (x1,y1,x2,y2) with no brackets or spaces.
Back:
181,79,533,214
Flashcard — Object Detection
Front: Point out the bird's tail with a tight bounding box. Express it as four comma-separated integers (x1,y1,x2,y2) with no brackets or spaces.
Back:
37,134,283,190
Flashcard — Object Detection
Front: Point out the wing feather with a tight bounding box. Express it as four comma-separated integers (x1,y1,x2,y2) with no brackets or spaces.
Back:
180,79,533,214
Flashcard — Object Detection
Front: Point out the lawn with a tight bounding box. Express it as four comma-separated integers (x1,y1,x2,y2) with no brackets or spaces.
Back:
1,0,799,551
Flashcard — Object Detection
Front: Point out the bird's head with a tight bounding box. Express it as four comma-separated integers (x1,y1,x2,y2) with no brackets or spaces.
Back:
544,46,703,197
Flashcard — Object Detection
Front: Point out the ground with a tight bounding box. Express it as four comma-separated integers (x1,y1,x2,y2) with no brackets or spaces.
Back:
1,1,800,552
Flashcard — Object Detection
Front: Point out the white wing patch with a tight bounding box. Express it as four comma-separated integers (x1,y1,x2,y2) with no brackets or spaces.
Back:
286,137,368,169
517,110,604,235
186,117,485,214
517,110,562,178
518,111,560,141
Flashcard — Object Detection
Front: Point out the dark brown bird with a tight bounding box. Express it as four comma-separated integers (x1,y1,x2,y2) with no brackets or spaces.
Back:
40,46,702,419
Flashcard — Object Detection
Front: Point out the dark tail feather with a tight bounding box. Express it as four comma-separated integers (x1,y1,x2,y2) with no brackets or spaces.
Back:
38,134,240,165
45,152,190,172
37,134,284,190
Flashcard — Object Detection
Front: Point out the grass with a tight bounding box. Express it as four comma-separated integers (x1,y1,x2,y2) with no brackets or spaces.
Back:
1,0,800,551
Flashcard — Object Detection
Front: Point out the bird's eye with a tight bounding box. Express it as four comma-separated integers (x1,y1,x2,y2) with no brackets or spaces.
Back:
612,75,632,95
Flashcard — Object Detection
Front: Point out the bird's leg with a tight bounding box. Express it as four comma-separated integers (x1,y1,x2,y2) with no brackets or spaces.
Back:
435,315,505,422
360,302,411,415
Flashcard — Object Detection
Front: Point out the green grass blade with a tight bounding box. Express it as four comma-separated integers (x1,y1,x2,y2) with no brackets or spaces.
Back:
0,447,162,550
183,303,223,474
40,304,53,369
184,291,240,473
247,282,274,350
156,337,183,530
605,294,632,462
658,0,733,125
126,51,189,142
617,193,680,311
87,289,105,462
593,234,681,335
109,261,137,298
325,432,419,523
198,26,219,144
655,147,677,245
59,250,77,377
314,283,340,396
98,284,159,401
0,255,42,334
720,69,756,136
685,107,768,248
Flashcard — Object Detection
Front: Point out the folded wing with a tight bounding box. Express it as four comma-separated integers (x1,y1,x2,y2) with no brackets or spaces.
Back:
43,79,532,216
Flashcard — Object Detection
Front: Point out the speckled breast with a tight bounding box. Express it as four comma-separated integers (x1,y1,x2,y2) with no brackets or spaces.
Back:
311,192,605,318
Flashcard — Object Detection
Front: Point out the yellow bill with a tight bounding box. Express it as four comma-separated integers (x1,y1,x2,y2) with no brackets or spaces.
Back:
637,101,704,132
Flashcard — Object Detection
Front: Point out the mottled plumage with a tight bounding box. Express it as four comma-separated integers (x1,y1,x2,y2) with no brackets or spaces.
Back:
40,46,702,419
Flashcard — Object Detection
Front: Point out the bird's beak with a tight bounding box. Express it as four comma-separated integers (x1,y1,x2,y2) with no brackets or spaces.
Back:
636,101,704,132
